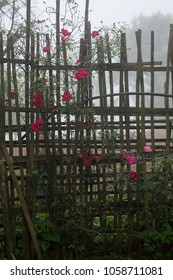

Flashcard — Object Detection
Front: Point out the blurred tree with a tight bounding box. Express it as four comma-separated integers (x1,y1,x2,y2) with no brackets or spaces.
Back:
0,0,26,34
125,12,173,94
0,0,27,57
126,12,173,63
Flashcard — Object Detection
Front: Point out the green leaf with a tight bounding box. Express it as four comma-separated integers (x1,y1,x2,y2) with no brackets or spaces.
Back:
40,240,50,251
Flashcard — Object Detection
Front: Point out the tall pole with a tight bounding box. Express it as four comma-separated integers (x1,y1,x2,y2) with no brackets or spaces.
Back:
85,0,90,39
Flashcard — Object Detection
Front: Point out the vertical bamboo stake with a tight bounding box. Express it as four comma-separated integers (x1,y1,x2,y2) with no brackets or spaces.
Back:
165,25,173,150
0,33,14,257
135,30,149,231
150,31,155,152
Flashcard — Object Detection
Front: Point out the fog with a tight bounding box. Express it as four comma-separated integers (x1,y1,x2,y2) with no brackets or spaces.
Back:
32,0,173,26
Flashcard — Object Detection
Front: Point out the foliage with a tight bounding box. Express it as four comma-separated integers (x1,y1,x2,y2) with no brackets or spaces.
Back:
34,215,61,255
1,148,173,259
140,223,173,259
21,141,173,259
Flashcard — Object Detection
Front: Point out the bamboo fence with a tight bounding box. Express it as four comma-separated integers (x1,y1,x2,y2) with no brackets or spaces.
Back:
0,0,173,259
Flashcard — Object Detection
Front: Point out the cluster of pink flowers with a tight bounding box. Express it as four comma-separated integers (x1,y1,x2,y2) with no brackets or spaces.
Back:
122,145,152,181
59,28,99,42
122,152,137,181
35,27,100,133
33,92,44,109
31,93,44,132
31,118,44,133
80,147,102,166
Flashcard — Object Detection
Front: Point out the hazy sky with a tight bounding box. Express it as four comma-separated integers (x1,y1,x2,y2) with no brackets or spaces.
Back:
33,0,173,26
81,0,173,25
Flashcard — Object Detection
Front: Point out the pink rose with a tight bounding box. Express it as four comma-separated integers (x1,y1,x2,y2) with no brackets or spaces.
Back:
91,30,100,38
130,171,138,181
126,155,137,165
31,118,44,133
74,69,89,80
33,92,44,109
10,91,16,99
43,45,51,52
62,91,73,101
144,145,152,152
35,118,44,125
60,28,71,37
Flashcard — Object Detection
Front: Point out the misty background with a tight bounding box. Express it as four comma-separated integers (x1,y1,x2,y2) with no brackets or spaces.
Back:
1,1,173,100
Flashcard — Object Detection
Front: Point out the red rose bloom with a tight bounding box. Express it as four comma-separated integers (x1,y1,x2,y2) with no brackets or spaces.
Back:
43,45,51,52
62,91,73,101
31,122,41,132
74,69,89,80
33,92,44,109
126,155,137,165
60,28,71,37
35,118,44,125
144,145,152,152
130,171,138,181
91,30,100,38
10,91,16,99
31,118,44,132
